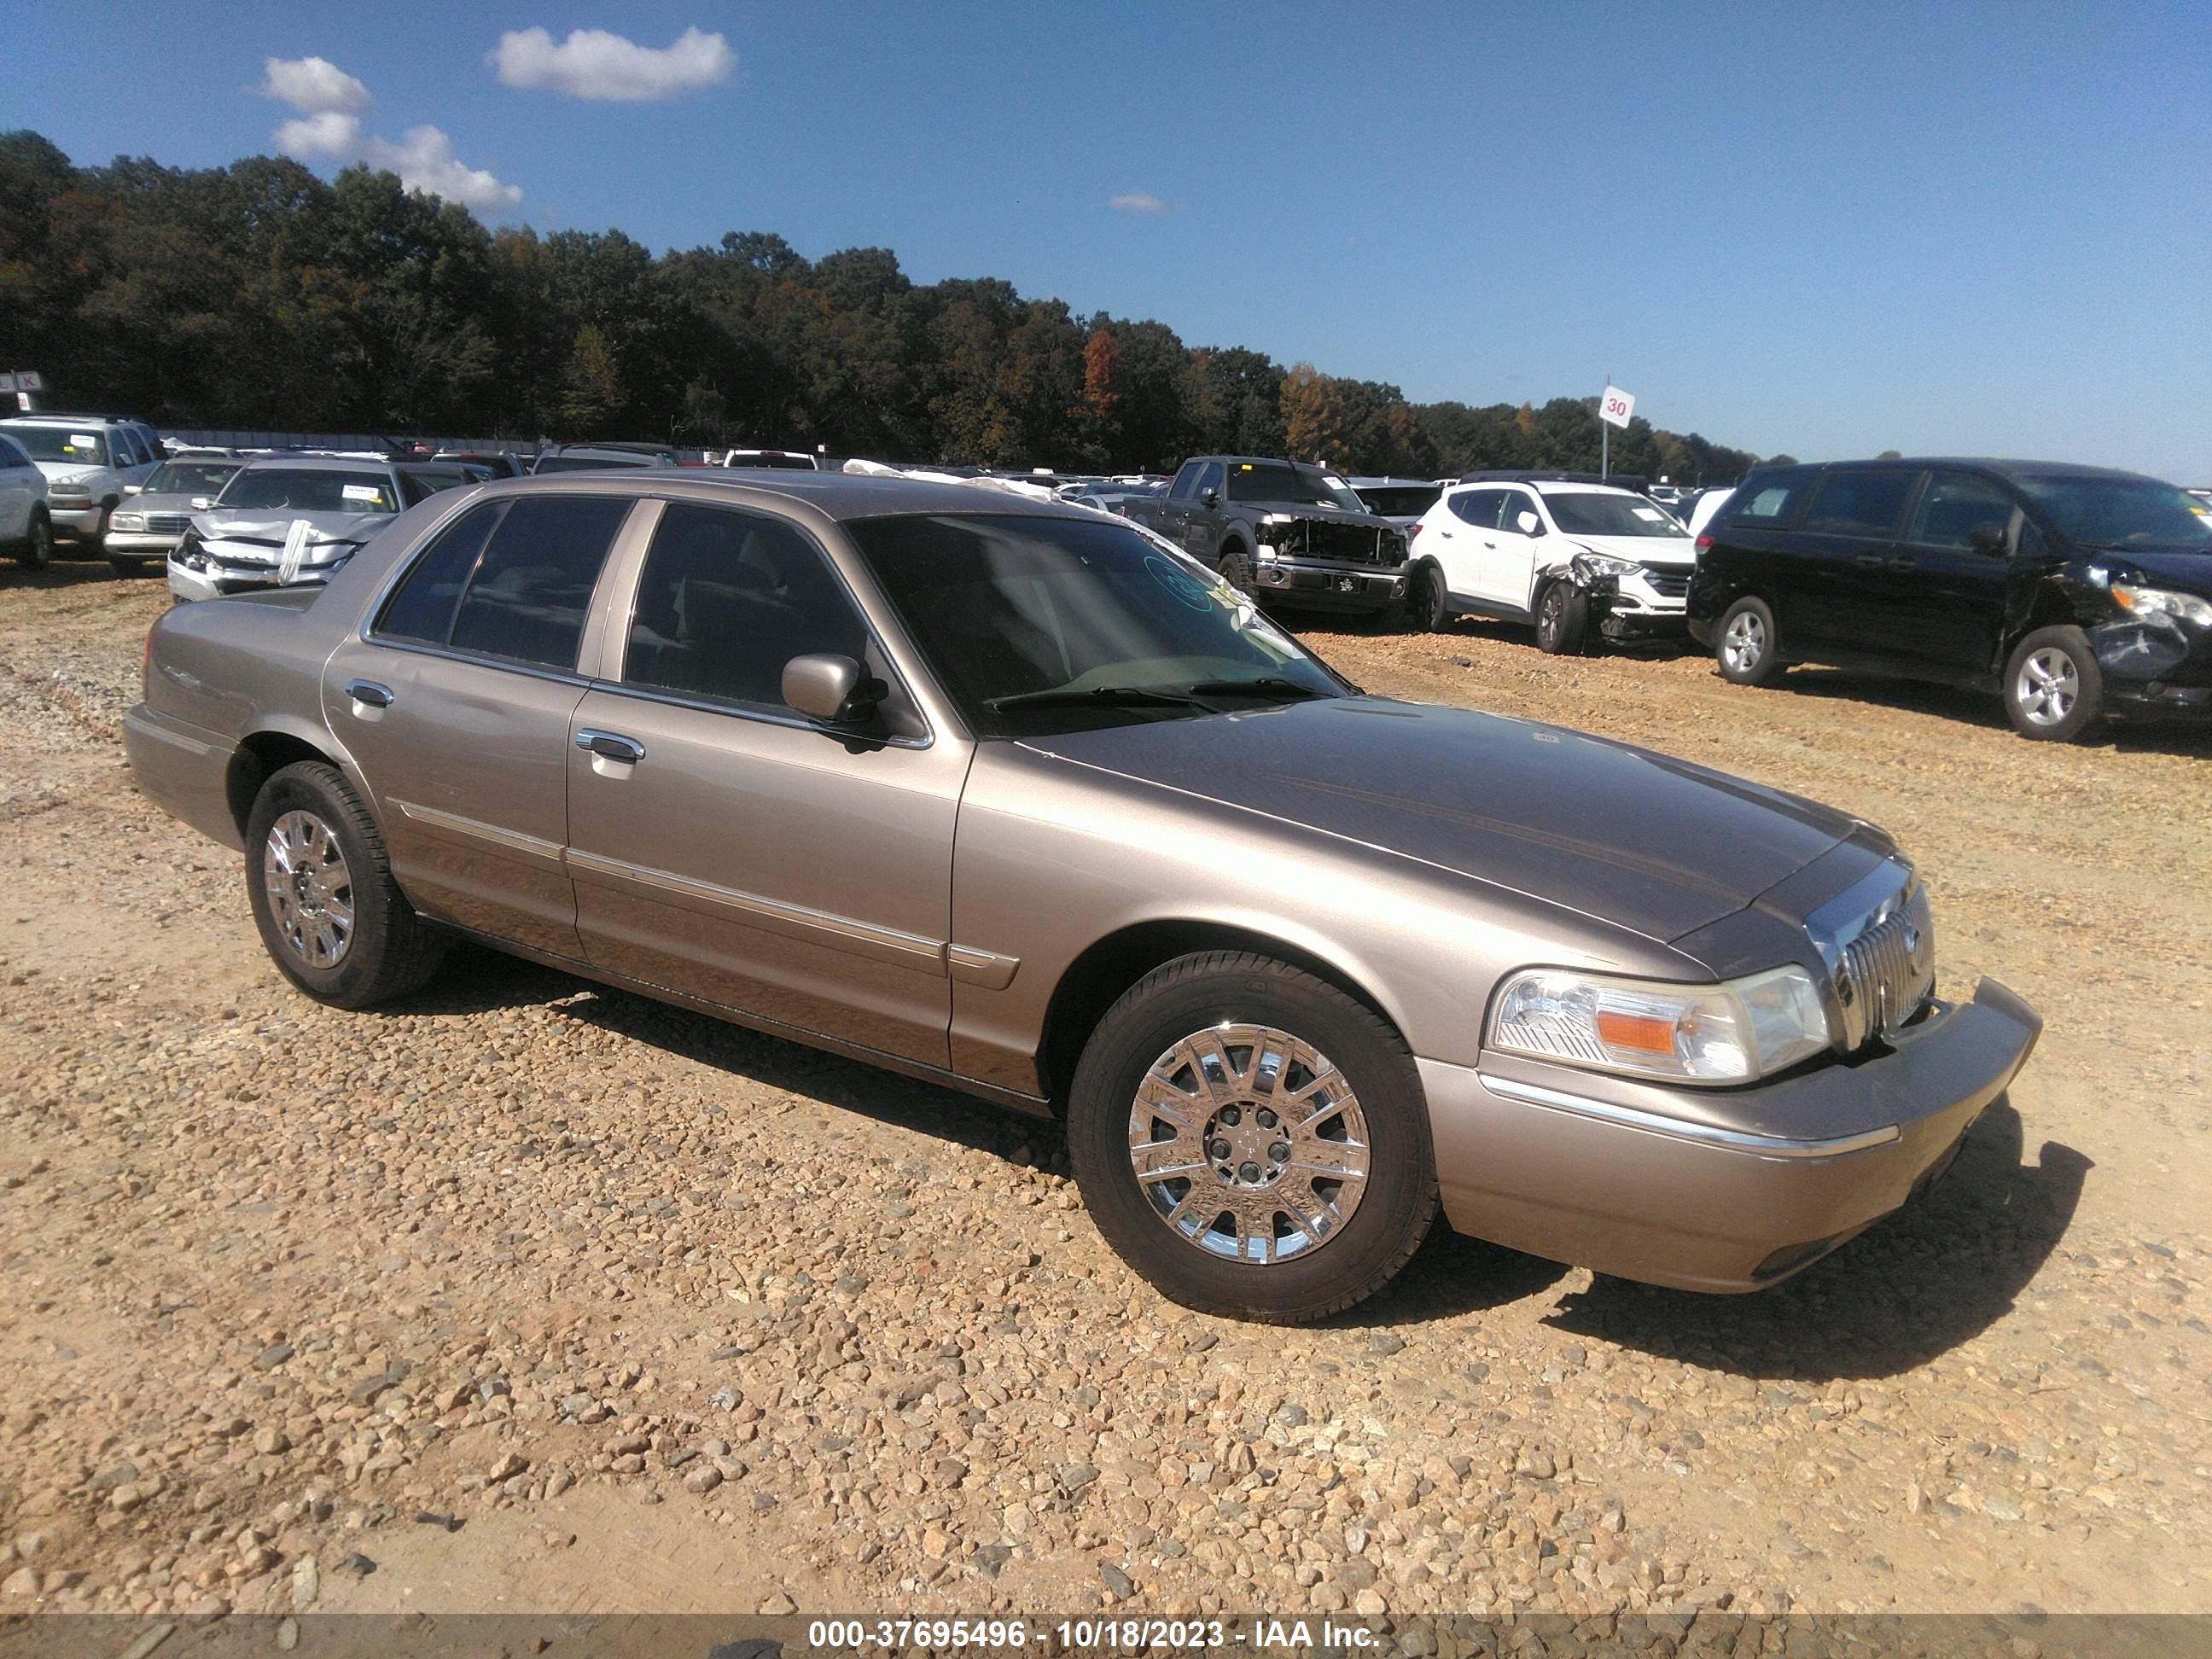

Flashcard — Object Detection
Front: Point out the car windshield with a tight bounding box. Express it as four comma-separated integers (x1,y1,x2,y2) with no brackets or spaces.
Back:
1544,492,1689,538
2016,475,2212,550
6,426,108,465
1225,463,1366,512
217,469,396,513
1356,485,1442,518
144,460,240,496
847,513,1347,736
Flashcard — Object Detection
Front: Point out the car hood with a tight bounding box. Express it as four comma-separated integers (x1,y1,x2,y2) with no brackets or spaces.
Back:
1247,498,1396,530
33,463,105,486
193,509,392,564
1560,532,1698,568
2098,548,2212,597
1018,696,1858,942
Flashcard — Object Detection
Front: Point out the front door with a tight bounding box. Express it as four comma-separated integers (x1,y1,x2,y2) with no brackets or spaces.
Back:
323,492,637,958
1888,469,2022,678
1470,487,1543,609
565,499,968,1068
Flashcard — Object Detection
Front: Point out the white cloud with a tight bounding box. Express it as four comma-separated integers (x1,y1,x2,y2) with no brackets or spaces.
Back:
260,55,371,115
275,111,362,160
363,126,523,214
1109,191,1166,214
264,57,521,214
489,25,736,101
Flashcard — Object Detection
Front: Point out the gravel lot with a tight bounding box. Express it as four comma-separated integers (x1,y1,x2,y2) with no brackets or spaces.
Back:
0,562,2207,1633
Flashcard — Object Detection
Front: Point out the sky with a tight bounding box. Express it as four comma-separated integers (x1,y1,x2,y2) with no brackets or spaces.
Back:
8,1,2211,479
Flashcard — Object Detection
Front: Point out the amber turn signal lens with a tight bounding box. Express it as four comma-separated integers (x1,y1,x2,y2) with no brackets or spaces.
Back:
1594,1010,1676,1055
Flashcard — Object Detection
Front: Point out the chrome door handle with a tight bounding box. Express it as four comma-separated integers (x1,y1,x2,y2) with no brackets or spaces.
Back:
1439,530,1454,538
574,729,645,764
1854,554,1885,569
343,679,393,709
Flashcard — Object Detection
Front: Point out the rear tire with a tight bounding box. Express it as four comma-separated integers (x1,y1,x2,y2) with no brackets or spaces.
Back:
2003,625,2104,742
245,760,447,1009
1067,952,1438,1324
1397,562,1446,632
1715,596,1784,686
1534,579,1587,655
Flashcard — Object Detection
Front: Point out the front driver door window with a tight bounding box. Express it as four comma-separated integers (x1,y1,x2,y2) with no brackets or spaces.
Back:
1893,470,2022,675
564,501,969,1067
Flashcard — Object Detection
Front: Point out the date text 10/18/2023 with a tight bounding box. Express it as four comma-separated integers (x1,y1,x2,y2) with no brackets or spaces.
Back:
808,1619,1381,1650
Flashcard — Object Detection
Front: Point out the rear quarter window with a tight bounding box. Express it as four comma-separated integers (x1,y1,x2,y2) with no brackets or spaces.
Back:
1724,467,1819,527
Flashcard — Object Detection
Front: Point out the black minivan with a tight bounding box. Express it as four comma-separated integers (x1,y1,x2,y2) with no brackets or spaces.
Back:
1685,458,2212,741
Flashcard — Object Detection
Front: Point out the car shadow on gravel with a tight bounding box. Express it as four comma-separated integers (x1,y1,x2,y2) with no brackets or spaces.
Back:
381,946,1066,1167
1537,1101,2093,1382
0,558,137,591
1744,667,2212,756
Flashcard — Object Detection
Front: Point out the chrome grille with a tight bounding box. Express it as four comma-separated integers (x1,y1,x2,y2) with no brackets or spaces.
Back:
1831,884,1935,1050
144,513,192,533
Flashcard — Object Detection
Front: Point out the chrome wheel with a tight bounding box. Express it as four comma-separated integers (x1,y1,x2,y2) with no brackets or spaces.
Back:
2015,647,2079,727
262,810,355,969
1126,1023,1371,1264
1721,608,1767,673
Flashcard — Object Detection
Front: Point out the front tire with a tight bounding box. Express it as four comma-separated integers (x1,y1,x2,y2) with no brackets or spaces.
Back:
1217,544,1254,597
2004,626,2104,742
1534,579,1587,655
1067,952,1438,1323
1715,596,1783,685
244,760,447,1008
15,510,53,569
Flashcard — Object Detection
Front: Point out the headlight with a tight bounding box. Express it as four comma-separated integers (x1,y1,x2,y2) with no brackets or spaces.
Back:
1260,512,1296,527
49,482,92,500
1487,964,1832,1085
109,511,146,533
1570,550,1639,581
2112,583,2212,627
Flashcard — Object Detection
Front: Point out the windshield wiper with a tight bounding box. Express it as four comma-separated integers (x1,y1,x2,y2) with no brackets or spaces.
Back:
1180,676,1332,701
985,684,1222,713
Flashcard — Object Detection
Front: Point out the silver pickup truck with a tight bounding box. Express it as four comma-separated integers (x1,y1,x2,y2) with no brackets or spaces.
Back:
124,470,2041,1322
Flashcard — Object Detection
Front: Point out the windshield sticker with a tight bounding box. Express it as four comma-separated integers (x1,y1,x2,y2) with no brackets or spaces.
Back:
1144,553,1217,613
341,484,384,503
1633,505,1667,521
69,434,99,450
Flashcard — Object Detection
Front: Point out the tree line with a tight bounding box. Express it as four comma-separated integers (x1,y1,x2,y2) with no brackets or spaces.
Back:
0,131,1768,482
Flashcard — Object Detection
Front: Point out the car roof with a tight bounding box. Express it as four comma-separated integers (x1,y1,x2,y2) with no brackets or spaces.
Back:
1348,476,1439,488
234,454,396,474
1752,457,2157,482
473,468,1102,523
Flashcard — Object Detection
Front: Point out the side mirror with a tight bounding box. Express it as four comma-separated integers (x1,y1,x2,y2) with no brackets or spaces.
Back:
1516,509,1541,536
123,483,142,496
782,653,882,725
1199,489,1220,508
190,496,213,510
1968,525,2008,556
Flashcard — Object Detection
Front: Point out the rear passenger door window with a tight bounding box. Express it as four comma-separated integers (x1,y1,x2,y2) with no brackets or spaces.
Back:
620,503,870,712
375,496,631,673
1802,470,1916,539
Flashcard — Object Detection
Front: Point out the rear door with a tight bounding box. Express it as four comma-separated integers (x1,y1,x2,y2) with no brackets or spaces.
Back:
564,499,969,1068
1784,467,1919,659
1446,488,1511,603
1889,469,2023,679
323,492,639,958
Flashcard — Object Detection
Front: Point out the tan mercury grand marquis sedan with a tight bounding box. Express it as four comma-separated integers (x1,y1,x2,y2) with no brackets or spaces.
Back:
124,472,2042,1322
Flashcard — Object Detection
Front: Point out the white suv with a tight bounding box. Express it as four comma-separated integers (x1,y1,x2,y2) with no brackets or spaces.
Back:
0,414,163,556
1403,474,1699,653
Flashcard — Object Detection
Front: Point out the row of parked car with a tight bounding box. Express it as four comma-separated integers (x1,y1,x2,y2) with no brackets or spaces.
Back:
6,408,2208,742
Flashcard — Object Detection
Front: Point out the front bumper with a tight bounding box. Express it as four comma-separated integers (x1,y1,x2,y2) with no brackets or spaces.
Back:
1422,976,2041,1292
48,502,103,539
166,556,335,603
1254,558,1406,613
105,530,183,560
2088,616,2212,721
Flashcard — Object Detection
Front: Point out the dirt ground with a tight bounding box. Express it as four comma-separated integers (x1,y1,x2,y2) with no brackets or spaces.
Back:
0,561,2206,1637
